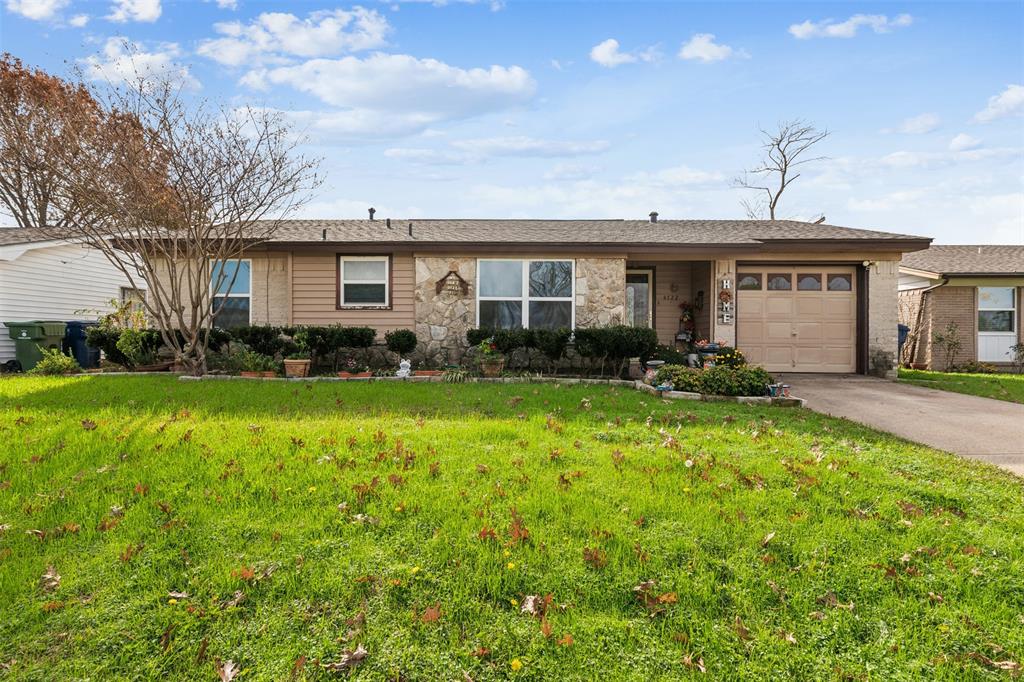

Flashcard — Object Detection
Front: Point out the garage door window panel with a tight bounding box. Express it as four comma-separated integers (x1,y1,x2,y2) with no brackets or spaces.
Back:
738,274,762,290
797,274,822,291
827,274,852,291
767,274,792,291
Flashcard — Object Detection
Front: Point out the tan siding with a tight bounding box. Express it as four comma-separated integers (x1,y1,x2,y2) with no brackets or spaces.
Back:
291,251,415,334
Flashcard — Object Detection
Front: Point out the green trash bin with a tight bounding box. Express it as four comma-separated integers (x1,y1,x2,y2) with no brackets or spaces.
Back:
4,321,67,371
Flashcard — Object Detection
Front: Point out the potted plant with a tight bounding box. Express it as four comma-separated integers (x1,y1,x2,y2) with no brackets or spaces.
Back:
239,349,275,378
477,337,505,378
337,356,371,379
283,351,311,378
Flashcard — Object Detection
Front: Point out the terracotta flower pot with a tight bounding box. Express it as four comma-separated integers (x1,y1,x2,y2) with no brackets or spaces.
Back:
283,359,311,378
135,361,173,372
480,358,505,378
414,370,442,377
240,371,262,378
261,371,277,378
337,371,372,379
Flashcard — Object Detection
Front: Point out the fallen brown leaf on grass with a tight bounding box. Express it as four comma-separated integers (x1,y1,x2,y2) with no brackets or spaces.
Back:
81,419,97,431
777,630,797,645
420,603,441,623
291,655,306,679
216,659,238,681
733,616,751,641
321,644,368,671
761,531,776,547
682,653,706,673
965,652,1020,673
557,633,573,647
168,591,190,599
817,592,854,610
583,547,608,570
39,565,60,593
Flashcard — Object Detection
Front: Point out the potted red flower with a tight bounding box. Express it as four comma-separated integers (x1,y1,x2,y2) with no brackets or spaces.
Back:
477,337,505,378
337,356,372,379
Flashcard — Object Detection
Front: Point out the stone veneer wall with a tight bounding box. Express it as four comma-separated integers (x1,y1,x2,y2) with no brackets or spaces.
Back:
574,258,626,328
413,256,627,364
867,260,900,378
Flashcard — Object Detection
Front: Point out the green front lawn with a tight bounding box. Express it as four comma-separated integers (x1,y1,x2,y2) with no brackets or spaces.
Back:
900,368,1024,404
1,376,1022,680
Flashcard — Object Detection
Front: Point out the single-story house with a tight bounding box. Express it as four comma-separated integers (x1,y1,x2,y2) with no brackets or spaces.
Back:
0,227,146,362
160,216,931,378
899,245,1024,369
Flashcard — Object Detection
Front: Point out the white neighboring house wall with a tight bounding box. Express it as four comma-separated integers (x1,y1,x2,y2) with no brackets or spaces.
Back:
0,240,143,361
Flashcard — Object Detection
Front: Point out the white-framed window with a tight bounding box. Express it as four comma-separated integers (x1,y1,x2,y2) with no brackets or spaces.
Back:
978,287,1016,333
339,255,389,307
210,259,251,328
477,258,574,330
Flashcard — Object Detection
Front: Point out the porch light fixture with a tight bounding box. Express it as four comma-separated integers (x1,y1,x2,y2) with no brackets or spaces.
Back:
436,270,469,296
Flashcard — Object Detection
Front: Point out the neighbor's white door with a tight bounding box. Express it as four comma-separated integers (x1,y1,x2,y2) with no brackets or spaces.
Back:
977,287,1017,362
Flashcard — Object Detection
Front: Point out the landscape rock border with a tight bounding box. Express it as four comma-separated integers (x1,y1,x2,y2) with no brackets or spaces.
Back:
171,373,806,407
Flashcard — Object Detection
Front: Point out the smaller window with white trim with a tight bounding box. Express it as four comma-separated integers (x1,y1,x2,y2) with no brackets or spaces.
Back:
978,287,1016,333
339,256,389,307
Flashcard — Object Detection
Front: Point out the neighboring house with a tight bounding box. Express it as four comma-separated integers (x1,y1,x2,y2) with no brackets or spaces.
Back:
0,228,146,361
899,245,1024,369
157,217,930,378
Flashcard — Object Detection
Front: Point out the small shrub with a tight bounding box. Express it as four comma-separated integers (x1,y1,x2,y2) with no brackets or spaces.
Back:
233,326,286,356
466,328,493,347
1011,342,1024,373
30,347,79,375
699,365,774,396
933,321,962,373
532,328,571,368
654,364,703,392
649,344,689,365
385,329,418,356
114,328,161,368
653,364,774,397
955,361,998,374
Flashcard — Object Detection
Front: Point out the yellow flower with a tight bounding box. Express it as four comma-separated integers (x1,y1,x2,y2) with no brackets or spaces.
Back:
410,566,421,574
506,562,516,570
503,549,511,557
510,659,523,672
509,597,518,607
308,486,316,493
167,598,178,605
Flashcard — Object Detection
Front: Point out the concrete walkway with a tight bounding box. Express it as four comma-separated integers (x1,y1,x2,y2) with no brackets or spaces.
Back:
782,374,1024,476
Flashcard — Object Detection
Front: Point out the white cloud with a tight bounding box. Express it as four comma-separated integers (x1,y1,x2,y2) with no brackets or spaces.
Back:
589,38,657,68
973,84,1024,123
197,8,390,67
625,164,725,187
242,54,534,138
107,0,161,23
543,163,602,181
888,112,940,134
383,147,469,165
678,33,743,63
878,147,1020,169
789,13,912,39
81,37,198,89
388,0,504,10
68,13,88,26
847,189,928,212
949,133,981,151
451,136,609,157
4,0,68,20
206,0,237,8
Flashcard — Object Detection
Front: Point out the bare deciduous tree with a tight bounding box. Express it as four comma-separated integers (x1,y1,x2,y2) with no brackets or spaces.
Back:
733,119,830,220
0,51,321,375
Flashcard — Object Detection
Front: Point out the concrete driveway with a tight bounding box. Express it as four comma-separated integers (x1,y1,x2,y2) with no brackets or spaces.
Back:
782,374,1024,476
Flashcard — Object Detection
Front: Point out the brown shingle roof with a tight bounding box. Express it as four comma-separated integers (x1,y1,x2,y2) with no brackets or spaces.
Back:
0,227,60,246
901,245,1024,276
259,219,928,245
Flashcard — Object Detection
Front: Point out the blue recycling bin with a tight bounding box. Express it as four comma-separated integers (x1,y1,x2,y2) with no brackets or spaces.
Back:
897,324,910,355
64,321,100,369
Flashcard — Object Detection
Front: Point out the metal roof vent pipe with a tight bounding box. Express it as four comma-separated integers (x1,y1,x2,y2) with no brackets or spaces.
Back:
321,228,327,241
368,207,376,220
408,222,414,237
649,211,658,224
386,218,391,229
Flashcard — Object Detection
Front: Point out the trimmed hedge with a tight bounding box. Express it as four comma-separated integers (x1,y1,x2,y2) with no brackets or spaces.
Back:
653,364,775,397
385,329,418,355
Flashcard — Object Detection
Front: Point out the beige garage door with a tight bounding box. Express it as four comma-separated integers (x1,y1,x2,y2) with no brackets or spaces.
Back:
736,266,857,373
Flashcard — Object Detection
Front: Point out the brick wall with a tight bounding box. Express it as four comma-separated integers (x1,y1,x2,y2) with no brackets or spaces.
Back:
927,286,976,369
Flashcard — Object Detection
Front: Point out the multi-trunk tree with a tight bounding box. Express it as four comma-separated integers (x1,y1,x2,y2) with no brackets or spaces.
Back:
0,51,321,375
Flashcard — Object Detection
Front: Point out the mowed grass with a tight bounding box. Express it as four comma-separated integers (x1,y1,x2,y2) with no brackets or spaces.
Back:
1,377,1023,681
900,368,1024,404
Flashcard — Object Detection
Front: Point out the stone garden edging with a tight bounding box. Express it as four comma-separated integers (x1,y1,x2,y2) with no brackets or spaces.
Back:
169,373,806,407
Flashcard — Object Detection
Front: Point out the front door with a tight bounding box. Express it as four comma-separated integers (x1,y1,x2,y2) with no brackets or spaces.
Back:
977,287,1017,362
626,269,653,328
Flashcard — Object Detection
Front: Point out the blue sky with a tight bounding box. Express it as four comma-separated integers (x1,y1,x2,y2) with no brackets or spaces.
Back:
2,0,1022,243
